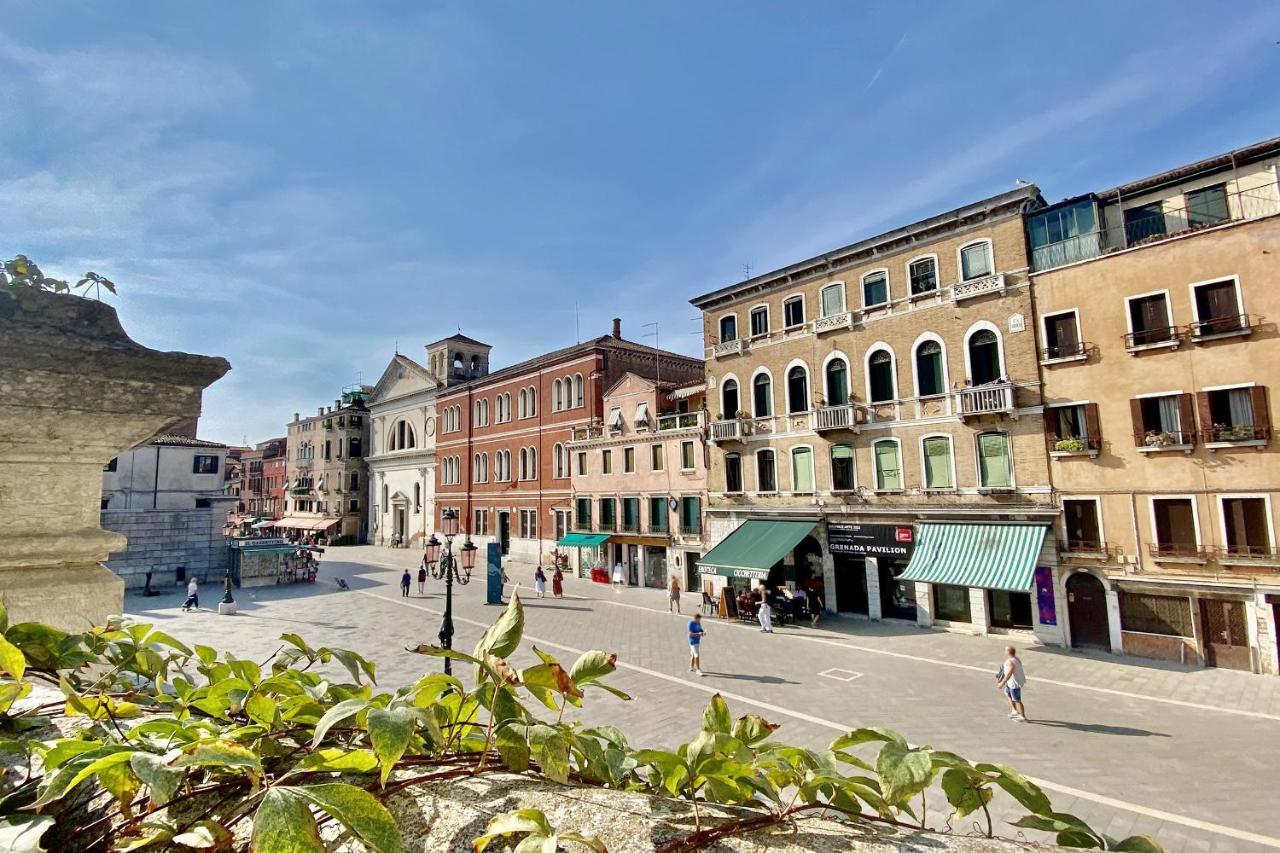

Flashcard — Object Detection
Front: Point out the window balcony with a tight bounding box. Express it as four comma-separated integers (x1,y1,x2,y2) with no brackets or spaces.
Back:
813,311,854,334
813,404,863,432
657,411,704,431
709,419,742,442
1124,327,1182,353
1216,545,1280,566
1190,314,1254,342
713,339,746,358
1059,539,1113,558
952,272,1005,302
955,382,1014,418
1148,542,1208,562
620,520,639,533
1201,425,1270,450
1049,437,1100,458
1134,431,1195,453
1039,340,1088,365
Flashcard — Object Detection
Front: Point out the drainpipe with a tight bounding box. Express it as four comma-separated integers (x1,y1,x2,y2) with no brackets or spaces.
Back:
153,445,161,509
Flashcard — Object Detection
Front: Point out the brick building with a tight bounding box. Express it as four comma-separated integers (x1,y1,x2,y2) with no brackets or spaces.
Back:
433,319,703,564
278,387,371,542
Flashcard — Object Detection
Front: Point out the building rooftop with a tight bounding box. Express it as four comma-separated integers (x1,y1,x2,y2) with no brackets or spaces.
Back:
429,332,491,349
1095,135,1280,203
148,434,228,449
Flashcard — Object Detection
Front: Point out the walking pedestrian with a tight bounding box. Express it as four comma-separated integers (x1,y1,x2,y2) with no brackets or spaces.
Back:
534,566,547,598
612,561,624,593
417,563,427,595
551,567,564,598
757,596,774,633
995,645,1028,721
182,577,199,612
400,569,411,598
668,576,682,614
687,613,705,676
809,586,825,627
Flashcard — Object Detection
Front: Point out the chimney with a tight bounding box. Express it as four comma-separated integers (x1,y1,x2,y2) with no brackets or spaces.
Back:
334,399,340,410
317,407,324,417
293,413,299,422
611,317,622,339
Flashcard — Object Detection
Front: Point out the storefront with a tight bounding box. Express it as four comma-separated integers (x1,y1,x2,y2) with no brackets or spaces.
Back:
828,522,915,619
698,518,819,607
555,533,610,578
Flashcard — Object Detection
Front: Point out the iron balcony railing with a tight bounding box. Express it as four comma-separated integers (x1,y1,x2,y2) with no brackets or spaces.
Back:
657,411,704,431
1148,542,1209,561
955,382,1014,417
1041,340,1087,361
1124,326,1181,350
1190,314,1253,339
1060,539,1112,557
1134,430,1196,448
1201,425,1270,444
1032,181,1280,272
1217,544,1280,562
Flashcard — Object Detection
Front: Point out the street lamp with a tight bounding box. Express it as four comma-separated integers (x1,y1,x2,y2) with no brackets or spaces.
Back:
424,508,478,674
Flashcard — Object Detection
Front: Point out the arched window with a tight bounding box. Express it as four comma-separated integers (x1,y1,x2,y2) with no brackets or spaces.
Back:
724,453,743,493
719,314,737,343
470,355,481,376
390,419,416,451
915,340,945,397
787,365,809,414
868,349,895,403
824,358,849,406
756,449,777,492
554,443,566,478
968,329,1002,385
452,352,464,371
721,378,739,419
527,387,537,416
574,374,584,407
518,389,527,418
553,379,563,411
752,372,772,417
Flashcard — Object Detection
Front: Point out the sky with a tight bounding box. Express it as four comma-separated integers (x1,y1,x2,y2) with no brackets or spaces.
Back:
4,2,1278,446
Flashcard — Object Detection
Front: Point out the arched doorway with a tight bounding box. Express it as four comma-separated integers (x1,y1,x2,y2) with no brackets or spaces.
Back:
1066,572,1110,651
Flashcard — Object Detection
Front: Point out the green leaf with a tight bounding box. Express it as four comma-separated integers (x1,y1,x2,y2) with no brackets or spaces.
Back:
831,727,907,752
292,783,405,853
366,707,415,786
567,650,617,685
175,740,262,772
527,724,570,784
296,747,379,774
496,723,531,773
32,749,133,808
473,808,553,852
731,714,780,746
0,634,27,681
940,767,992,819
246,693,277,727
309,697,368,748
329,647,377,685
977,763,1052,815
143,630,192,656
0,602,8,633
875,742,933,806
130,752,185,806
0,815,54,853
251,788,323,853
0,680,30,714
193,644,218,664
1111,836,1164,853
557,831,608,852
701,693,731,734
474,593,524,661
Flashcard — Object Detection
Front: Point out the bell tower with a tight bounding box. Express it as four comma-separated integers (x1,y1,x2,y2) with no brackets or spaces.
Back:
425,333,492,387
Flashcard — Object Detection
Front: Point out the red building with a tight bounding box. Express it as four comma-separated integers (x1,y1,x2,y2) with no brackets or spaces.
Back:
434,319,702,564
261,437,288,520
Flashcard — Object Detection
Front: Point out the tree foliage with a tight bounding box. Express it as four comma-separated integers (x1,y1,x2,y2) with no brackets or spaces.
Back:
1,254,117,299
0,597,1162,852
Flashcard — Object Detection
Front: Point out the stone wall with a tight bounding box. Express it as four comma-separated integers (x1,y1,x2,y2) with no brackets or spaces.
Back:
101,506,230,589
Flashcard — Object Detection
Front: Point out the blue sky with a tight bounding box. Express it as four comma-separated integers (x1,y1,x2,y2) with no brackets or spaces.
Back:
4,2,1278,445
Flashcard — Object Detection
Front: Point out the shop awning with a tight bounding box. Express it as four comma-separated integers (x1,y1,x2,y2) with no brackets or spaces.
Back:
311,518,342,531
698,519,818,581
252,519,276,529
898,523,1047,592
557,533,610,547
269,517,312,529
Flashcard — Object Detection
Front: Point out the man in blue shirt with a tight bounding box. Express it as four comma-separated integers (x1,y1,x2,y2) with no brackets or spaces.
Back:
688,613,705,676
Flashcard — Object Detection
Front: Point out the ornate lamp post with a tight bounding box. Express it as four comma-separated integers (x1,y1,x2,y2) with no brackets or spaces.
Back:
424,508,478,674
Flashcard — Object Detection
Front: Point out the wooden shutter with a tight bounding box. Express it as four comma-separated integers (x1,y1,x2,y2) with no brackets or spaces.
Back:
1251,386,1271,437
1195,392,1212,443
1179,393,1197,444
1043,407,1061,443
1129,399,1144,447
1084,403,1101,449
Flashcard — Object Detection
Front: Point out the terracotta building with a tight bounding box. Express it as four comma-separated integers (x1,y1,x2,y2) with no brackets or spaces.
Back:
260,437,288,521
278,386,371,542
1027,137,1280,673
566,373,708,589
690,186,1064,645
433,320,703,564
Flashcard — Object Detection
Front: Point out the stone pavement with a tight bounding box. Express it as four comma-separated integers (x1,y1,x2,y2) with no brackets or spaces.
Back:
125,546,1280,853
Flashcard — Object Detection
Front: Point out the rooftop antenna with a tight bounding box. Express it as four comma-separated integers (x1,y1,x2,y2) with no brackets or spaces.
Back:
575,301,580,344
394,340,399,355
742,263,751,279
643,321,660,390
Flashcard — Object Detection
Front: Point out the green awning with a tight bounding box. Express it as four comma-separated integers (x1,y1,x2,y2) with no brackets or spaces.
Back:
898,523,1047,592
699,520,818,581
557,533,610,547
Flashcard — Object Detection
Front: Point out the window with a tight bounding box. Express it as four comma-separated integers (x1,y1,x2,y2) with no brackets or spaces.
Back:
193,455,219,475
1119,591,1193,637
680,440,696,470
390,420,414,451
1126,292,1175,347
1186,183,1229,228
574,498,591,530
873,440,902,491
719,314,738,343
783,296,805,327
552,379,563,411
349,499,360,513
1124,202,1167,244
1221,497,1273,558
1028,200,1100,269
649,496,668,532
861,271,888,308
914,340,944,397
607,407,623,430
988,590,1033,629
475,509,489,536
496,450,511,482
576,451,586,476
827,444,854,491
749,306,769,337
651,444,664,471
413,483,421,513
527,387,536,417
519,447,537,480
1131,393,1193,447
554,444,567,478
868,349,895,403
474,453,488,483
908,257,937,295
623,447,635,473
934,585,972,623
725,453,743,493
101,497,110,510
967,329,1002,385
350,471,360,490
976,432,1012,489
519,509,537,539
1042,310,1083,360
601,449,612,475
790,447,814,493
959,241,993,281
621,497,640,531
824,358,849,406
820,283,845,318
574,375,584,407
921,436,953,490
475,400,488,426
1191,278,1245,336
721,378,739,419
756,450,777,492
1151,498,1199,558
751,372,772,416
348,437,362,458
599,498,616,530
786,365,809,413
1045,402,1100,452
680,496,701,534
1063,499,1103,552
1200,386,1268,443
104,457,118,472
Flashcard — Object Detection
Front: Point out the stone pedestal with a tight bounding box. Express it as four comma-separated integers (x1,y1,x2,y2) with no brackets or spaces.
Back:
0,287,229,631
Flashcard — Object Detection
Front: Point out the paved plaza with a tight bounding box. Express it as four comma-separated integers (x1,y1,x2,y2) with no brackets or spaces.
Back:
124,546,1280,853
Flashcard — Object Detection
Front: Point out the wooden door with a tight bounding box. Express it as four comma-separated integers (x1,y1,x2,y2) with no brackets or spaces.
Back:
1199,599,1251,671
1066,572,1110,651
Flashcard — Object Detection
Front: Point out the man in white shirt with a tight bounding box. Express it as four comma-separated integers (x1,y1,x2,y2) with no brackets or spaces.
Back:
995,645,1027,721
182,577,199,612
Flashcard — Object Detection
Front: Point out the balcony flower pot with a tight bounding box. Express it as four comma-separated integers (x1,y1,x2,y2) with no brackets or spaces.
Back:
1054,438,1087,453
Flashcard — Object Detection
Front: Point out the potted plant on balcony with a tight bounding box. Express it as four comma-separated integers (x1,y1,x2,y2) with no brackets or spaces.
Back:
1143,430,1176,448
1054,438,1087,453
1219,423,1254,442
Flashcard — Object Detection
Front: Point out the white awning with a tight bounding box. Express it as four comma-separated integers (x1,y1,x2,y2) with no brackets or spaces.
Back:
669,383,706,401
633,401,650,426
607,407,623,428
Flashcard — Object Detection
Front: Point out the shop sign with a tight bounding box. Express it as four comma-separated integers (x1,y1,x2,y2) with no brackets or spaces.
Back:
827,523,914,558
1034,565,1056,626
235,537,286,550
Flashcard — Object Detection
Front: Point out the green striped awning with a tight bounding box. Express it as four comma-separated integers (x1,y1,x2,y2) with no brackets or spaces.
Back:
898,523,1047,592
557,533,610,547
699,519,817,581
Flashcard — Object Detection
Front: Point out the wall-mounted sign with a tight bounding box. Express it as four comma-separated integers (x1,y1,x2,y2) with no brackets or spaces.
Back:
827,523,915,558
1008,313,1026,333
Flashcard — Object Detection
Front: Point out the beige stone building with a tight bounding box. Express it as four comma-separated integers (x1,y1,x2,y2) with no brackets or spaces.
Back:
565,373,708,589
1028,137,1280,673
690,187,1063,644
278,386,372,543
